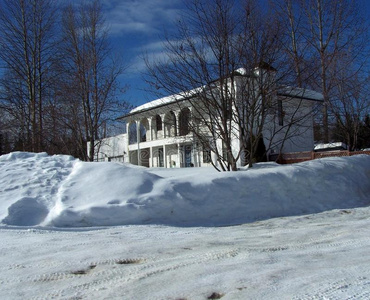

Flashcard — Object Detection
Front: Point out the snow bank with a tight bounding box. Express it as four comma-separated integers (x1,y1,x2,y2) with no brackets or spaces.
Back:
0,152,369,227
0,152,76,226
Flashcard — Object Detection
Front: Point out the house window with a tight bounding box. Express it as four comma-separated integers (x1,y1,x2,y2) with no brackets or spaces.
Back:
225,108,232,120
277,99,284,126
222,141,228,161
203,148,212,163
224,98,232,120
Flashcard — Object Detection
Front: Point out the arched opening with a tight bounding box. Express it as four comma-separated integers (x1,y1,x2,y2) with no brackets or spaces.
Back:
179,108,191,136
151,115,163,140
139,118,149,142
156,114,162,131
128,121,137,145
164,111,177,137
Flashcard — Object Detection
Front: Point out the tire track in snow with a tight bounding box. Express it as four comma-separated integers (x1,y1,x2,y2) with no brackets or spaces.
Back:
293,276,370,300
27,247,242,299
22,228,370,299
2,209,370,300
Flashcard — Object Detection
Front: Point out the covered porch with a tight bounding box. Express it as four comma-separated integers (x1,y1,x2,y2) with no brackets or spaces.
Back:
127,141,201,168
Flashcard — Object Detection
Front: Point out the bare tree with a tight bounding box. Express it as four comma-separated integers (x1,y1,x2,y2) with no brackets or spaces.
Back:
0,0,58,152
145,0,316,170
0,69,31,151
277,0,368,143
146,0,245,171
329,61,370,150
59,0,125,161
273,0,314,88
235,1,288,168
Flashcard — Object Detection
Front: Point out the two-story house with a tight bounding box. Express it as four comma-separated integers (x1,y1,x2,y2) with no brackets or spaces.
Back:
89,66,323,168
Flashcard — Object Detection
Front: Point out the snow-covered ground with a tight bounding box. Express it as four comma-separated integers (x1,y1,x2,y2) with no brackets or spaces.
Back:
1,152,369,227
0,152,369,299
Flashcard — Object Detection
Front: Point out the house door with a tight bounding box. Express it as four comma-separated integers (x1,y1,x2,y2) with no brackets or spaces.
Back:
158,147,164,167
184,145,192,167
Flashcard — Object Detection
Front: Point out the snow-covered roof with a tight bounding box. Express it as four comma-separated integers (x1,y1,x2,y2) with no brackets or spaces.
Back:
129,94,184,114
128,87,202,116
278,86,324,101
126,80,323,117
314,142,347,151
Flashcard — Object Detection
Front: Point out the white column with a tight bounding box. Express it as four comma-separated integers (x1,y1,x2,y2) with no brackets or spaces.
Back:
150,147,153,168
177,143,181,168
148,118,152,141
162,114,167,138
160,114,165,139
163,144,167,168
197,144,201,167
136,120,141,166
126,122,130,163
192,143,196,167
175,111,180,136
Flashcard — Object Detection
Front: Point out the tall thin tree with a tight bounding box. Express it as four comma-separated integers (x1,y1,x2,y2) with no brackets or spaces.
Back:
0,0,57,152
60,0,124,161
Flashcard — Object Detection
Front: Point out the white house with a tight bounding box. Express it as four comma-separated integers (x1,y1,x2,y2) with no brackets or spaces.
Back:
87,134,127,162
89,67,323,167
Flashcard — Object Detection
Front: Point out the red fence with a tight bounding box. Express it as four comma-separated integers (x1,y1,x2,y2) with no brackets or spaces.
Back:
271,150,370,164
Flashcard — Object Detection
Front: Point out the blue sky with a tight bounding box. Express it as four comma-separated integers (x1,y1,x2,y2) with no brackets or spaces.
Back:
0,0,368,109
100,0,370,109
100,0,185,107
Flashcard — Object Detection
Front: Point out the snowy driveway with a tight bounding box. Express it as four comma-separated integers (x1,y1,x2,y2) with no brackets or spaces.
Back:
1,207,370,300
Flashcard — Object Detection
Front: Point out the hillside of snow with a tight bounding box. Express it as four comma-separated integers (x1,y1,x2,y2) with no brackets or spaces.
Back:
1,152,370,299
0,152,369,227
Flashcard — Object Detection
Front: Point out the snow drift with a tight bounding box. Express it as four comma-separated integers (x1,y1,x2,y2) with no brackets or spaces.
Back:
0,152,369,227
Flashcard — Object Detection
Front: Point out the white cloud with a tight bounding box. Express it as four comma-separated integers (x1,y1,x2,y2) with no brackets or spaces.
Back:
127,38,188,74
102,0,183,35
127,42,166,73
109,21,149,34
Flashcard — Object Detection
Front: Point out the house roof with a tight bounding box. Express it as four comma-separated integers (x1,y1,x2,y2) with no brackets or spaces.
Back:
278,86,324,102
121,76,323,119
121,88,201,119
129,93,186,115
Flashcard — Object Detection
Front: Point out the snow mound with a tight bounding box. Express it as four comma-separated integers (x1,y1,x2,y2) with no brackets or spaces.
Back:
0,152,76,226
0,152,369,227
